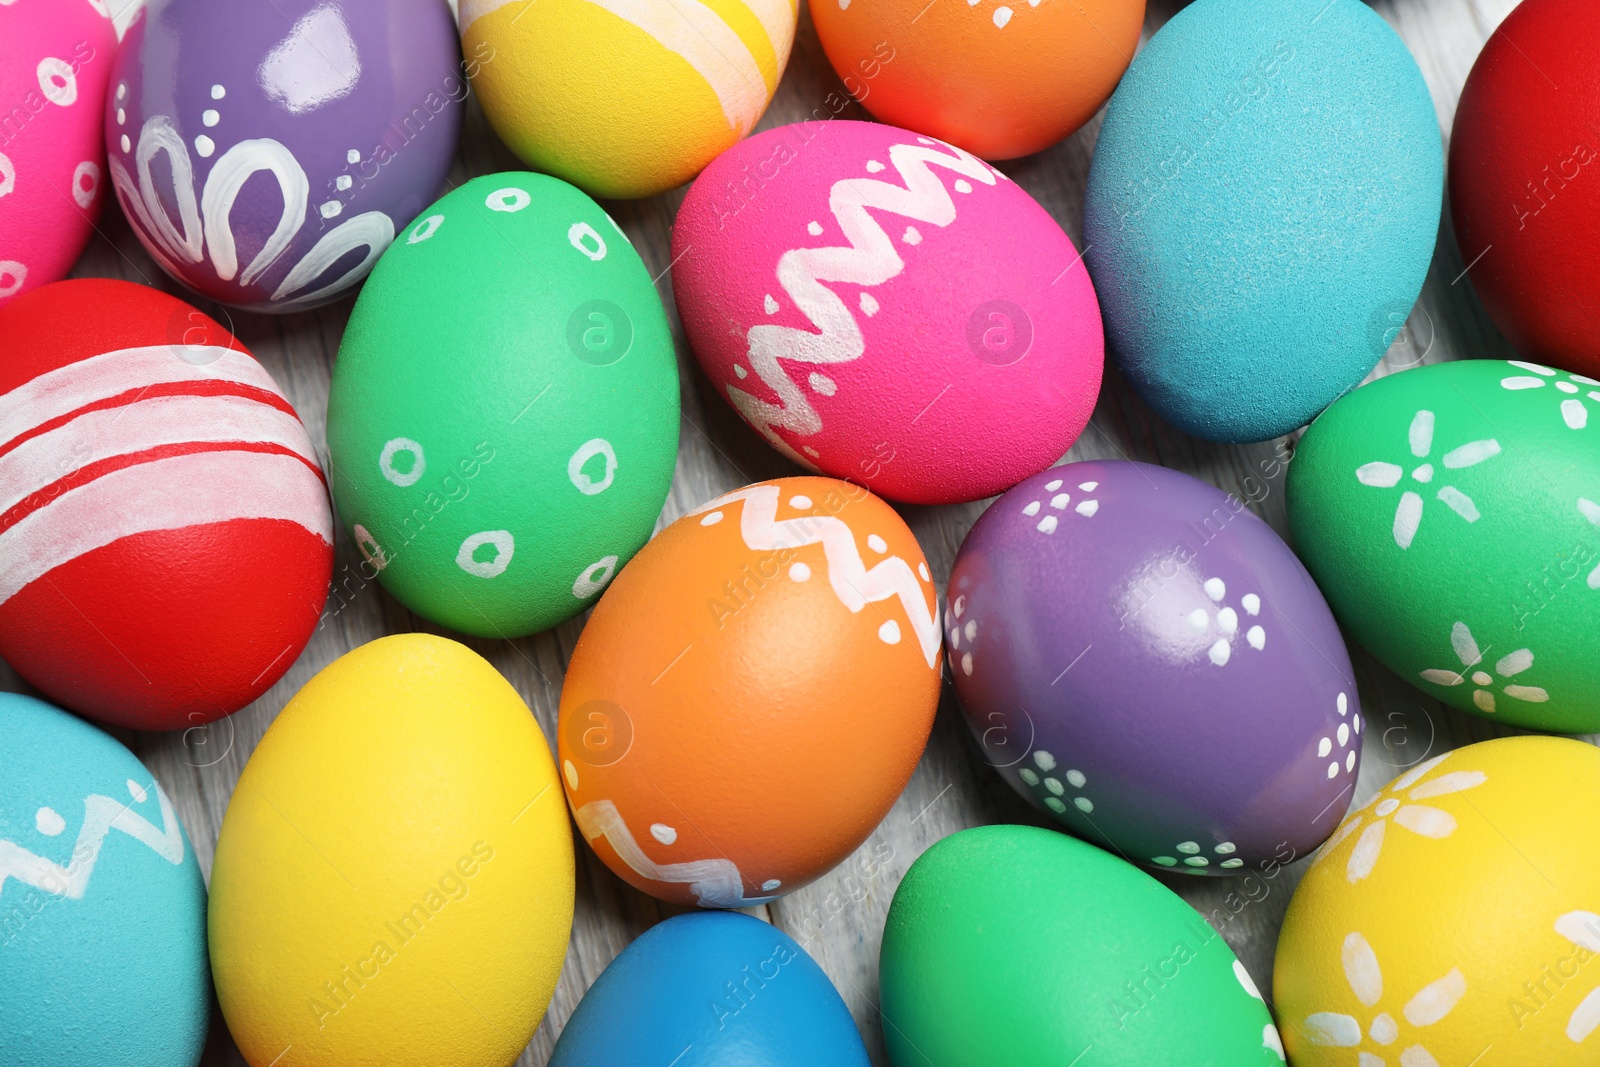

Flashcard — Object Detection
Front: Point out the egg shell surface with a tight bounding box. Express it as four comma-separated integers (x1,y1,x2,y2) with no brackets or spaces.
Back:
1275,736,1600,1065
672,120,1103,505
1450,0,1600,379
107,0,463,311
947,460,1360,874
1083,0,1442,443
0,278,332,730
558,476,941,907
549,911,871,1066
326,172,679,639
208,633,575,1067
1287,359,1600,732
0,0,116,306
880,825,1285,1065
460,0,795,199
811,0,1143,159
0,693,210,1067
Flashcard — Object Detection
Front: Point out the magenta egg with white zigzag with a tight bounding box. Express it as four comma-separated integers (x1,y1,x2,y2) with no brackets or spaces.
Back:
671,120,1104,505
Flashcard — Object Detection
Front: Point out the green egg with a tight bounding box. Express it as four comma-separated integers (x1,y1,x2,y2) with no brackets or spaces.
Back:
879,825,1285,1065
1288,359,1600,732
327,173,680,638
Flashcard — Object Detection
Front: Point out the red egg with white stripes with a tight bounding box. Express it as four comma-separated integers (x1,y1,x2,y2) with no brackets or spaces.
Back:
0,279,332,731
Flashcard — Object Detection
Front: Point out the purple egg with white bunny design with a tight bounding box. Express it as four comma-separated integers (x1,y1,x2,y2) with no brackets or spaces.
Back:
947,460,1362,876
107,0,464,312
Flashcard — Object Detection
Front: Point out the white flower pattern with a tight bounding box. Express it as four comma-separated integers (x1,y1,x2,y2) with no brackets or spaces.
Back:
1581,499,1600,591
1556,911,1600,1043
1020,477,1101,535
1419,621,1549,713
1303,931,1466,1067
1018,749,1094,816
1355,410,1501,549
1313,754,1486,883
1186,576,1266,667
1501,360,1600,430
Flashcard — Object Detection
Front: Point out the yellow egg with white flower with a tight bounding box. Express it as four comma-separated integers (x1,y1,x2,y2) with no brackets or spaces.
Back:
459,0,796,199
1275,736,1600,1066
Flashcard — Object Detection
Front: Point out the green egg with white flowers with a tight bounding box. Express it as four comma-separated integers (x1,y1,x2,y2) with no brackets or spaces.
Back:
327,173,680,638
1288,359,1600,732
879,825,1286,1065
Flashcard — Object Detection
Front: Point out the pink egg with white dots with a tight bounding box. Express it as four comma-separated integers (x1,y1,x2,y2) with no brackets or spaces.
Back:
0,0,116,306
671,120,1104,505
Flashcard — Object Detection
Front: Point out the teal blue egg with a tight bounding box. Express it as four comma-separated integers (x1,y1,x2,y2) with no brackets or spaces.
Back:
1083,0,1442,443
0,694,209,1066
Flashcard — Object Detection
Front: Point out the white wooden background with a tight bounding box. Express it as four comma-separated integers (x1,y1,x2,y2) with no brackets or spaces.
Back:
4,0,1556,1062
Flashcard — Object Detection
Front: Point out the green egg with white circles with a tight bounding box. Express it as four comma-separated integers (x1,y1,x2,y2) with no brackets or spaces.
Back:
327,173,680,638
1287,359,1600,732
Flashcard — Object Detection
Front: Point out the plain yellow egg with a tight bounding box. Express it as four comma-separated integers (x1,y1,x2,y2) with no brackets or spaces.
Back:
459,0,796,198
209,634,574,1067
1275,736,1600,1065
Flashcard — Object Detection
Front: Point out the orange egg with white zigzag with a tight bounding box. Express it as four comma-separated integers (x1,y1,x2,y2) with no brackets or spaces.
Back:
556,476,941,907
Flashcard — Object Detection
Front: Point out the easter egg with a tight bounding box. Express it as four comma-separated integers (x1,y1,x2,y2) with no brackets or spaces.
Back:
0,693,210,1067
811,0,1142,160
460,0,796,199
0,0,116,306
672,120,1103,505
326,172,679,638
880,825,1286,1064
1287,359,1600,732
1275,737,1600,1065
209,634,575,1067
1082,0,1442,443
1450,0,1600,379
549,912,871,1065
0,279,332,731
558,476,940,906
947,460,1361,874
107,0,463,311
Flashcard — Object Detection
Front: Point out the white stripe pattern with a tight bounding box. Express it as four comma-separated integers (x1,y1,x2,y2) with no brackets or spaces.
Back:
0,393,321,515
579,0,768,133
741,0,795,70
0,345,282,448
0,450,331,604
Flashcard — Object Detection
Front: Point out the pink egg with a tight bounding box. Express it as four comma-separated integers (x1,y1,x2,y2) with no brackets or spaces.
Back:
0,0,116,306
671,120,1103,505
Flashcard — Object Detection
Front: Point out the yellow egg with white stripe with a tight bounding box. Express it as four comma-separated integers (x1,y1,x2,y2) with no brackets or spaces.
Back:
460,0,795,198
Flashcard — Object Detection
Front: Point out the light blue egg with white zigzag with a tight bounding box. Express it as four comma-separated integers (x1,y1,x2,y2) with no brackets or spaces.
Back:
0,693,209,1067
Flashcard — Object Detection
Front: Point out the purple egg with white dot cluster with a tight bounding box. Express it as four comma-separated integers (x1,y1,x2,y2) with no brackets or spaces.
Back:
107,0,463,312
947,459,1362,876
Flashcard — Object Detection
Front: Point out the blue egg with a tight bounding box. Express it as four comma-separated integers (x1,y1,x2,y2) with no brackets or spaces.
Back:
1083,0,1442,443
0,694,209,1067
550,912,870,1066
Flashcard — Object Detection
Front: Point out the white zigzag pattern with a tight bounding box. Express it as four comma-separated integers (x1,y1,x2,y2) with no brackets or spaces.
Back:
0,782,185,901
691,483,940,667
573,799,764,909
733,139,1001,465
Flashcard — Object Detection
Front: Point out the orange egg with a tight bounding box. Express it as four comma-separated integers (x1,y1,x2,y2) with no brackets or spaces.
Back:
812,0,1144,159
557,477,941,907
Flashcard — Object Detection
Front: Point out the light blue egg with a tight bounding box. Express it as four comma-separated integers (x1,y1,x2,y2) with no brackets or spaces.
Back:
1083,0,1442,443
550,912,870,1066
0,694,209,1067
